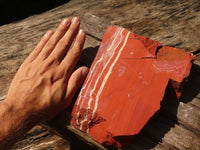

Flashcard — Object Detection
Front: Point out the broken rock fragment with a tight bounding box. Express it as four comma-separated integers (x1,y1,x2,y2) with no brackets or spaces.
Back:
71,26,194,148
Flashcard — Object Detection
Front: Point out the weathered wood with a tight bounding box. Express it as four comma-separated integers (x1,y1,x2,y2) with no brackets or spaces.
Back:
42,112,107,150
12,125,70,150
0,0,200,149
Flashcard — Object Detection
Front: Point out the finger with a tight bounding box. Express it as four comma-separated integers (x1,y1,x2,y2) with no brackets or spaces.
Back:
59,29,86,80
47,17,81,62
64,67,89,107
26,30,54,63
37,18,71,61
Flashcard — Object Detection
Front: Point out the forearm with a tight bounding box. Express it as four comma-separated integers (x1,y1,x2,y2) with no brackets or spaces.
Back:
0,100,35,150
0,17,88,149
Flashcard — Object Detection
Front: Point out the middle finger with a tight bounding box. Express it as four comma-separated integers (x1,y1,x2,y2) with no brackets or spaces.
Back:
47,17,80,62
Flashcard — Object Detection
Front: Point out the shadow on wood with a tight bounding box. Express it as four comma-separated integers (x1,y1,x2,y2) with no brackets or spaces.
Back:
123,63,200,149
70,46,100,112
43,45,200,150
43,46,107,150
180,64,200,103
77,46,100,68
0,0,69,25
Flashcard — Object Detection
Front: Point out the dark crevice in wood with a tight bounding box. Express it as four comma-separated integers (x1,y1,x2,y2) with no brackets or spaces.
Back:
192,48,200,56
86,32,102,42
168,41,183,48
179,123,200,137
31,132,50,141
1,0,200,149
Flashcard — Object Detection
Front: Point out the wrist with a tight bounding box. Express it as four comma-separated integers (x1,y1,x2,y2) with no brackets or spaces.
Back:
0,98,36,146
3,97,39,124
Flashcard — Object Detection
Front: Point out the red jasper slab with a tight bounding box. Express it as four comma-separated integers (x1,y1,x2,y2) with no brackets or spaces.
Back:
71,26,194,148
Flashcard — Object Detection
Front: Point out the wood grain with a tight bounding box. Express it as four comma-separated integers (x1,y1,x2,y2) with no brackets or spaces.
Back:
0,0,200,149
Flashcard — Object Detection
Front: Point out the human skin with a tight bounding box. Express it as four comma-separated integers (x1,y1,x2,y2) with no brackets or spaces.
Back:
0,17,89,150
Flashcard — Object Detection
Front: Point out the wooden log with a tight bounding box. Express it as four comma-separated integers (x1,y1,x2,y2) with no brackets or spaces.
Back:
43,112,107,150
0,0,200,149
0,11,108,150
12,125,70,150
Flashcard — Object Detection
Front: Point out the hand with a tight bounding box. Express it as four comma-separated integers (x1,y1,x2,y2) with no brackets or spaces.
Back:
6,17,88,121
0,17,89,149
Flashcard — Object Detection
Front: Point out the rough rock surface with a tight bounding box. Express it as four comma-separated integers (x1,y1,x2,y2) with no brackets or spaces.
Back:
71,26,194,148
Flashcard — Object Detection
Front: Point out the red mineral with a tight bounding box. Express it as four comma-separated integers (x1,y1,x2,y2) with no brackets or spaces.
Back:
71,26,194,148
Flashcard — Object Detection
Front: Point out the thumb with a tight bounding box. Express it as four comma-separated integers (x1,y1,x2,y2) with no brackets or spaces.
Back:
64,66,89,107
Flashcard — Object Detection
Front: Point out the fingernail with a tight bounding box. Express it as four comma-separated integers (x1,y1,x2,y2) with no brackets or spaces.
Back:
78,29,85,35
72,17,80,24
45,30,53,37
82,68,89,76
62,19,70,26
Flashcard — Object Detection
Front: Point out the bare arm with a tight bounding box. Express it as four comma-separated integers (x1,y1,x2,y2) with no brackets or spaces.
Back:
0,17,88,150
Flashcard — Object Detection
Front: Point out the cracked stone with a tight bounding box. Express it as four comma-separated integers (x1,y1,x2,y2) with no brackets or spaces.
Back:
71,26,194,148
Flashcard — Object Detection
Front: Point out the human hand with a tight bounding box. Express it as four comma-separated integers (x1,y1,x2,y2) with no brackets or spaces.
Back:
4,17,89,123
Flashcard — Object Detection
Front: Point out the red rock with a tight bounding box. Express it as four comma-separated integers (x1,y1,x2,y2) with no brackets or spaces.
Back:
71,26,194,148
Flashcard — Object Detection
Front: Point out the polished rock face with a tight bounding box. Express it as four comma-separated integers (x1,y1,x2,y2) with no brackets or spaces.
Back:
71,26,194,148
